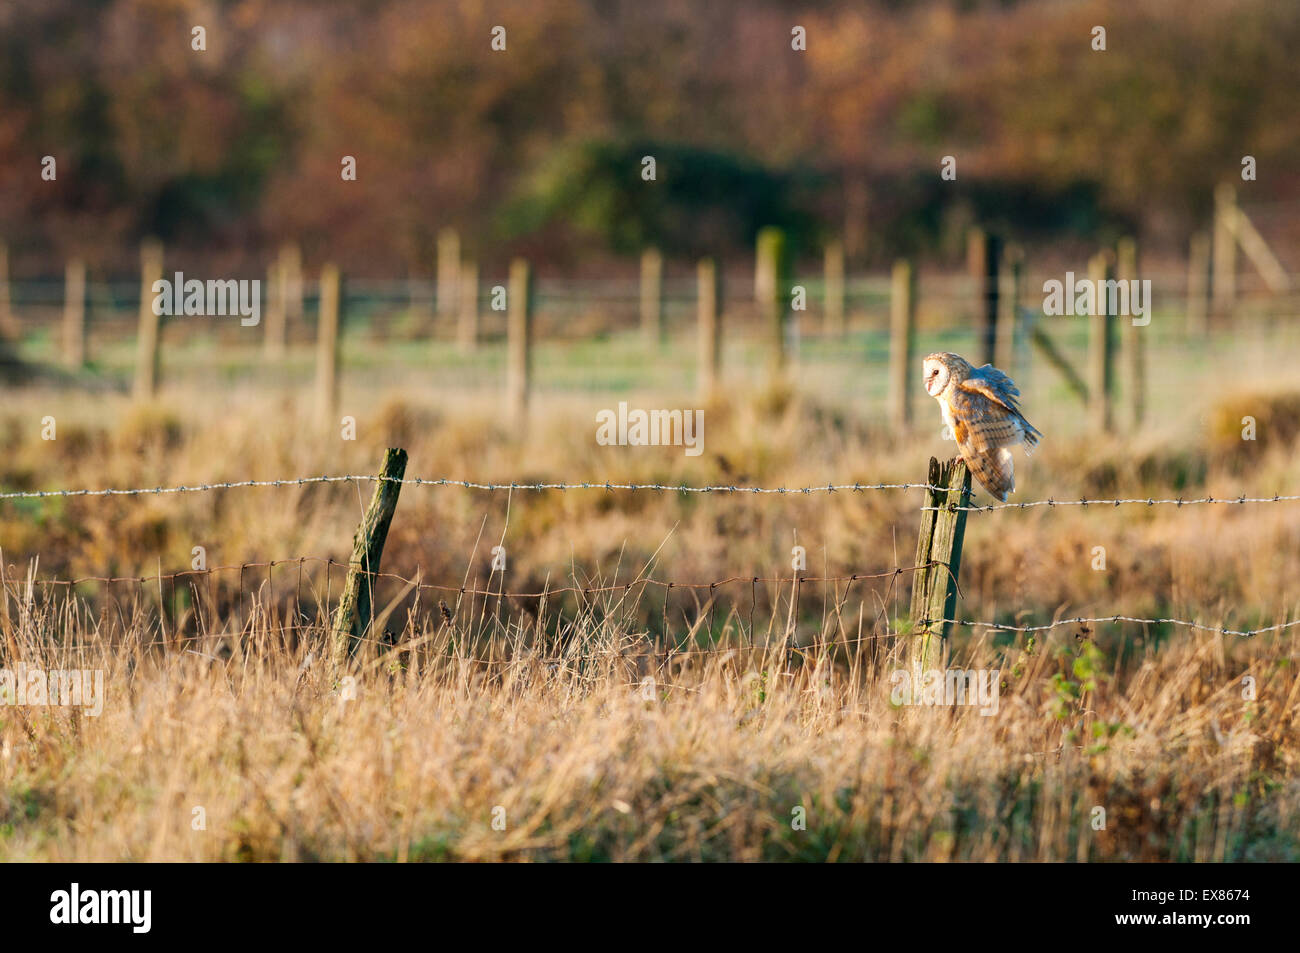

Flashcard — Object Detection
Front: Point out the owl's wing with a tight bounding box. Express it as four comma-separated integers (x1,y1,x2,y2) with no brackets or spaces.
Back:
950,383,1025,453
957,366,1042,454
948,382,1024,501
959,365,1024,415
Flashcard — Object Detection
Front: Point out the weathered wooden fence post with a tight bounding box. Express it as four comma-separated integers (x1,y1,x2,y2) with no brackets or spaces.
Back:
889,258,916,432
458,259,479,352
640,247,663,344
316,264,341,422
697,257,721,401
823,240,845,336
1187,231,1210,336
506,257,533,426
1212,183,1237,316
910,456,971,670
755,226,789,378
1117,237,1144,430
133,237,164,401
63,257,86,368
331,447,408,663
437,228,460,318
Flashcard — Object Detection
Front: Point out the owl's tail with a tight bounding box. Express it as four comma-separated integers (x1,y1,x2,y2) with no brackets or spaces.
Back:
966,447,1015,502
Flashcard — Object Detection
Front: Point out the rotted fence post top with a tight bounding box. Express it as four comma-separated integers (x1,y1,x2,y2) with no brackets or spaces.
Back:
943,455,972,501
379,446,408,474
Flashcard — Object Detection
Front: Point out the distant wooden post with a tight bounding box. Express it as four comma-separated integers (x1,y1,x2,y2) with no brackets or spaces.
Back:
316,264,341,421
133,238,164,401
506,258,533,425
756,227,789,376
1187,231,1211,336
640,247,663,344
63,258,86,368
888,259,916,432
697,258,721,401
264,259,286,359
910,456,971,670
281,243,303,325
1117,237,1144,430
1087,250,1115,434
823,240,845,336
0,242,15,340
437,228,460,317
331,447,408,663
1212,183,1237,316
265,243,301,359
995,245,1023,374
968,228,1001,366
966,227,985,308
458,259,479,352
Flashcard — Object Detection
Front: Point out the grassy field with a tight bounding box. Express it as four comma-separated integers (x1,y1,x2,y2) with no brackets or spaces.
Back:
1,318,1298,861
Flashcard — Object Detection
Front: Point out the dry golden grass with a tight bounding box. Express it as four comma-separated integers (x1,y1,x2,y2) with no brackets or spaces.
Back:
0,587,1295,861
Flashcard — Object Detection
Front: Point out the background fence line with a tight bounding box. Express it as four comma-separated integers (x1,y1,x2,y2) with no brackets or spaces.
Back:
3,195,1296,446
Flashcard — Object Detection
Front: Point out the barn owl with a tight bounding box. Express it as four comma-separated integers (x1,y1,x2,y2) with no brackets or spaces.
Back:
922,352,1041,501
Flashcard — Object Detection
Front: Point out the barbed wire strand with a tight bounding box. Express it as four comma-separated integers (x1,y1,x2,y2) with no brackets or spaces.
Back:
17,610,1295,658
924,493,1300,511
15,557,923,596
5,475,1300,510
4,557,1292,646
929,616,1300,638
0,477,945,500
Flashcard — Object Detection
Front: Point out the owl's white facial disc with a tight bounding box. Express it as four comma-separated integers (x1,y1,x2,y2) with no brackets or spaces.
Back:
923,359,949,397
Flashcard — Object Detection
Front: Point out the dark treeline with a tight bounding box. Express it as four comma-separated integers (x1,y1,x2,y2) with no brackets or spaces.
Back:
0,0,1295,275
